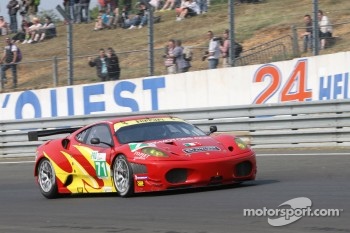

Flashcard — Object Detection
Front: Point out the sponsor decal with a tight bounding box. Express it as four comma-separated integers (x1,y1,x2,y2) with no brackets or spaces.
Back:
135,175,148,180
183,146,221,154
152,136,208,144
91,151,108,178
114,117,184,131
135,118,166,123
91,151,106,161
134,151,150,160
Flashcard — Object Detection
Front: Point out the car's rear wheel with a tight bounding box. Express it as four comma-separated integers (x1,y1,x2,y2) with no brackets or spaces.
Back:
37,158,58,199
113,155,134,197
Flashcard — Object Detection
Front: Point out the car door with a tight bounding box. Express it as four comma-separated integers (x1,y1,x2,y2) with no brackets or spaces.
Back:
71,123,115,192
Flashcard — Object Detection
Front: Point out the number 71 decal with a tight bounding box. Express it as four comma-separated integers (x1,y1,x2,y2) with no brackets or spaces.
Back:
95,161,108,178
253,60,312,104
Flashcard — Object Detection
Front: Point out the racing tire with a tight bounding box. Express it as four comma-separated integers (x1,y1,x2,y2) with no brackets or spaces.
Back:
37,158,58,199
113,155,134,197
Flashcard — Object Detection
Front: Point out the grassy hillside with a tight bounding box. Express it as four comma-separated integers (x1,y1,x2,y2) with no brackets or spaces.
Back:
1,0,350,92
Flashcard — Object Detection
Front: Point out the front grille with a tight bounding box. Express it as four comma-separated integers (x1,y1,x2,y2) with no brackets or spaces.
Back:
234,161,252,177
130,163,147,174
165,169,188,184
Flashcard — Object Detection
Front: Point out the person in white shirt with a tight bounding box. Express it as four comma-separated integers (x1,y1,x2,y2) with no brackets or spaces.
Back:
202,30,220,69
175,0,200,21
22,17,42,44
318,10,332,50
32,16,56,42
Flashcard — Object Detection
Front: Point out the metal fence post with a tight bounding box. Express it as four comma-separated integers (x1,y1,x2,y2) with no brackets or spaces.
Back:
291,25,300,57
312,0,319,56
68,0,74,85
0,64,3,92
52,56,58,87
148,7,154,77
229,0,235,67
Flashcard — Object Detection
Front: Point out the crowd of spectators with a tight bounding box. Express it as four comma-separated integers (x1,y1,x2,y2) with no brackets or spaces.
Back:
0,1,57,44
0,0,337,91
88,47,121,81
300,9,334,53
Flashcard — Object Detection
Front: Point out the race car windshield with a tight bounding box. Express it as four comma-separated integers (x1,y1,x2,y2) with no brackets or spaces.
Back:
115,121,206,144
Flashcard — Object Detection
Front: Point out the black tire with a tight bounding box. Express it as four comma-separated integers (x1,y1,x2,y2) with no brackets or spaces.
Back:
113,155,134,197
37,158,58,199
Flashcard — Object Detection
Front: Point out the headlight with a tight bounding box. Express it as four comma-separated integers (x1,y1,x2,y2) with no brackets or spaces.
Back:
141,147,168,157
235,137,248,150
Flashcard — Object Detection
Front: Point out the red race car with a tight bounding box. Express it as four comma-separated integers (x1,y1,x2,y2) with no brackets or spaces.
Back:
29,115,257,198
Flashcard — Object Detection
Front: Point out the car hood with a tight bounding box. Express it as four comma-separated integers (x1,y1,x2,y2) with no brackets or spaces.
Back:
137,136,235,160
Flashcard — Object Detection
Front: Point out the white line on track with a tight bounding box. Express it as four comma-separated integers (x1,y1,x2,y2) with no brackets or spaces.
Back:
257,153,350,156
0,161,35,164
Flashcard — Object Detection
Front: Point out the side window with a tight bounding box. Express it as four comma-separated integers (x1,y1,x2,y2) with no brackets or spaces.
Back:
76,128,90,143
86,124,113,147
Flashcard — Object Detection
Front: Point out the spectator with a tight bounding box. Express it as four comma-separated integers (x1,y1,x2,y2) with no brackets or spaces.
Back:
197,0,207,14
64,0,75,23
220,29,230,68
127,2,148,29
32,16,56,42
19,0,29,21
7,0,20,34
106,47,121,80
27,0,40,19
173,39,191,73
88,48,109,81
175,0,199,21
160,0,176,11
0,37,19,89
163,39,176,74
0,16,10,36
203,30,220,69
74,0,81,23
11,19,32,43
79,0,91,23
301,14,312,53
104,0,119,28
93,9,110,30
219,29,243,67
100,0,119,29
22,17,42,44
318,10,333,50
118,6,130,28
115,0,132,28
148,0,161,10
123,0,132,13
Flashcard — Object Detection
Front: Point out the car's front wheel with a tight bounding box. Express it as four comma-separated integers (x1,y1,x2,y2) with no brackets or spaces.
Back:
113,155,134,197
37,158,58,199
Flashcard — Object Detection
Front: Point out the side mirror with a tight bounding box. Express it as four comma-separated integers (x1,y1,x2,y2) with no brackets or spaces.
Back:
208,126,217,135
90,138,100,144
90,137,113,147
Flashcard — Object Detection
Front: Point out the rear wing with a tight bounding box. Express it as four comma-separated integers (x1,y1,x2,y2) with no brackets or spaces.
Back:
28,127,81,141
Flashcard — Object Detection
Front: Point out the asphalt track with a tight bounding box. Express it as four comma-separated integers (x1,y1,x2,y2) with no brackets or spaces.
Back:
0,149,349,233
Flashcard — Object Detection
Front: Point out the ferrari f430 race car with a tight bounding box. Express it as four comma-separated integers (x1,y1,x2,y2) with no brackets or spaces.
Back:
29,115,257,198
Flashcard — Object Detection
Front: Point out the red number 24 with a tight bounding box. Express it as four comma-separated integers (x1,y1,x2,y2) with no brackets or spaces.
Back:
253,60,312,104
